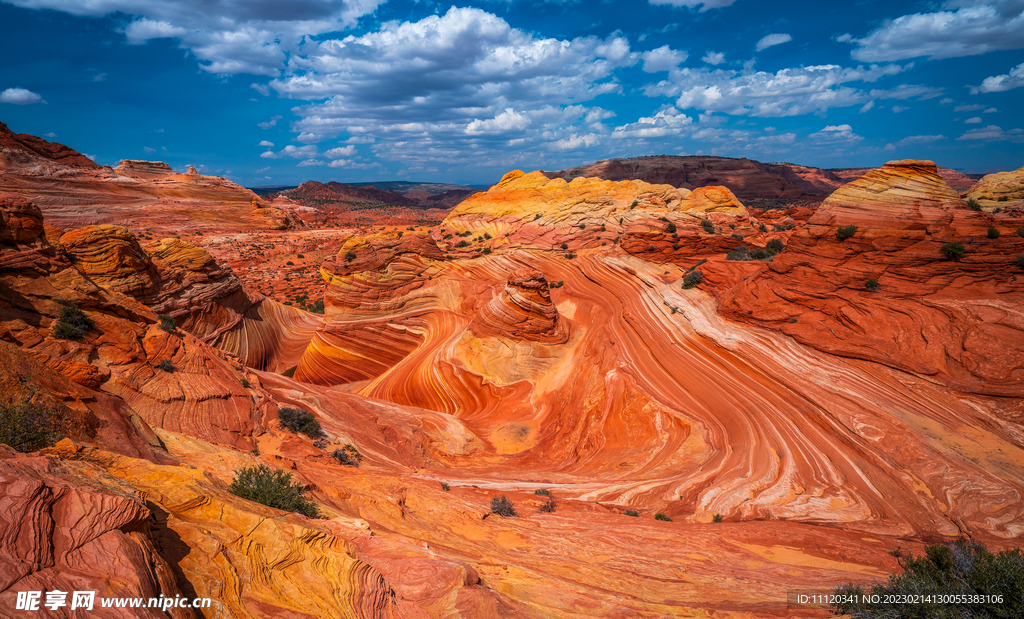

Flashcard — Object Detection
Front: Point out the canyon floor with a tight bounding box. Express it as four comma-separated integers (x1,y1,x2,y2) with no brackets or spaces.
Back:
1,125,1023,618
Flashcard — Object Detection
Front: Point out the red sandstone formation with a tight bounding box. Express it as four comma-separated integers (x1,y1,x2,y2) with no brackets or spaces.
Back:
717,160,1024,396
2,135,1024,618
0,121,99,168
542,155,978,199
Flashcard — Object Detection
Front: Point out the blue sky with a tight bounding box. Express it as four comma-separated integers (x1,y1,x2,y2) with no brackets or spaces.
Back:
1,0,1023,186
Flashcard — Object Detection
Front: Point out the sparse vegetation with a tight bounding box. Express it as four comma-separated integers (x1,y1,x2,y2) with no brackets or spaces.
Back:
654,513,672,522
966,197,982,211
766,238,785,253
535,488,550,496
229,464,319,517
682,270,704,289
561,242,568,250
701,219,715,234
441,482,450,491
344,251,357,262
286,260,294,265
831,539,1024,619
987,227,1000,239
51,304,93,340
1017,254,1024,268
538,499,557,513
625,509,639,517
836,224,858,241
0,398,68,452
455,240,470,248
942,242,966,261
241,378,251,388
866,278,880,292
156,359,176,373
712,514,724,523
277,407,324,438
666,222,677,233
158,314,176,332
998,196,1010,202
331,444,363,467
490,495,517,517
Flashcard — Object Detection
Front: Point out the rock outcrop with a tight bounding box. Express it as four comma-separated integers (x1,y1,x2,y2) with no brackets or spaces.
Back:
541,155,978,199
718,160,1024,395
967,164,1024,211
0,121,99,168
470,269,567,343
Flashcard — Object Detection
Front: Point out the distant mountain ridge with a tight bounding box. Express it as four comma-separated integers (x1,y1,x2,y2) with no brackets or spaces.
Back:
0,121,100,168
272,180,477,209
541,155,977,199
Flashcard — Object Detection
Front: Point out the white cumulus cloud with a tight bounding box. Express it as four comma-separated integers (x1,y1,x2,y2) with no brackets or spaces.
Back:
641,45,688,72
975,61,1024,93
0,87,44,104
702,51,725,65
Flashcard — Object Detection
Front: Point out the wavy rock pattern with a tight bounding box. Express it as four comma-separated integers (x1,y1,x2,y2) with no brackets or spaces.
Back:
59,225,161,295
719,160,1024,395
470,269,567,343
967,164,1024,210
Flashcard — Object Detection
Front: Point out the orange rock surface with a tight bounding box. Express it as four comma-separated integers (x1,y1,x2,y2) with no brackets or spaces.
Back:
2,150,1024,618
718,160,1024,396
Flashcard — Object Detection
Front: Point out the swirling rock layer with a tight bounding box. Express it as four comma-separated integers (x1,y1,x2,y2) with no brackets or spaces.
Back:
718,160,1024,395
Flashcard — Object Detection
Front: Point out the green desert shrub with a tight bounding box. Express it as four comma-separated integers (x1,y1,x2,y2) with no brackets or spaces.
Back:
831,539,1024,619
331,444,363,467
490,495,517,517
666,222,677,233
682,270,704,289
712,514,724,523
158,314,176,332
750,248,770,260
344,251,357,261
625,509,639,517
561,242,568,250
701,219,715,234
286,260,294,266
987,227,1000,239
441,482,450,491
241,378,251,388
966,197,983,211
766,238,785,253
156,359,176,373
229,464,319,517
942,242,966,261
654,513,672,522
51,304,93,340
865,278,880,292
836,224,858,241
0,399,68,452
538,499,557,513
277,407,324,438
535,488,550,496
455,240,470,248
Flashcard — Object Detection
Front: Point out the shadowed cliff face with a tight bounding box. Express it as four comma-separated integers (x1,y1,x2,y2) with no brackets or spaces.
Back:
2,158,1024,618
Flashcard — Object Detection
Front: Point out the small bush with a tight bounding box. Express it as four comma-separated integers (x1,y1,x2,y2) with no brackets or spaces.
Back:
759,223,768,233
666,222,677,233
682,270,703,289
831,539,1024,619
535,488,550,496
789,317,798,323
241,378,251,388
625,509,639,517
533,214,541,221
51,304,93,340
561,242,568,250
490,495,517,517
865,278,880,291
297,253,304,258
0,399,68,452
278,407,324,438
766,238,785,253
630,200,638,209
578,223,585,230
344,251,357,262
455,240,470,248
229,464,319,517
158,314,176,332
1018,228,1024,238
731,233,743,241
654,513,672,522
942,242,966,261
308,299,325,314
1017,254,1024,268
836,224,858,241
441,482,450,491
286,260,294,266
647,244,656,252
331,444,363,467
750,248,769,260
998,195,1010,202
672,243,680,250
538,500,556,513
712,513,724,523
987,227,1000,239
482,247,492,255
966,197,982,211
156,359,176,373
701,219,715,234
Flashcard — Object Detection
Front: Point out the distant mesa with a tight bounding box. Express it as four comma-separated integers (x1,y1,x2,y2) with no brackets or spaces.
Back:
115,159,174,174
541,155,977,200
